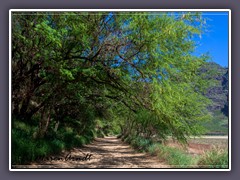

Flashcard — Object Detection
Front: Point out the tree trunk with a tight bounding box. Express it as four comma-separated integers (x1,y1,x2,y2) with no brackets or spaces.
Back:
38,107,51,138
54,121,60,132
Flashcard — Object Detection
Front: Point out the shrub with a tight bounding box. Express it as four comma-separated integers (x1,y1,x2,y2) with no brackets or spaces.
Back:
96,130,105,138
126,136,152,152
12,120,94,165
147,143,197,168
35,140,51,157
148,143,161,155
84,135,92,144
157,145,195,168
13,121,32,135
137,138,152,151
12,129,51,164
12,129,34,164
197,148,228,168
73,135,86,147
124,136,133,144
50,139,65,154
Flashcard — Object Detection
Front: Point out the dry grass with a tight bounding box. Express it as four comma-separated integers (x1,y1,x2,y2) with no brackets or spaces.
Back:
188,137,228,149
197,147,228,168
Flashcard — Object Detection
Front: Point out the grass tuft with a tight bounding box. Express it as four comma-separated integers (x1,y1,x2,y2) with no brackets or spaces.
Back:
197,147,228,168
156,144,197,168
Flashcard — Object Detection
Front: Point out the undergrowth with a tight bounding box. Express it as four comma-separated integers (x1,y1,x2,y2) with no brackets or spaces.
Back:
12,120,94,165
197,147,228,168
123,135,228,168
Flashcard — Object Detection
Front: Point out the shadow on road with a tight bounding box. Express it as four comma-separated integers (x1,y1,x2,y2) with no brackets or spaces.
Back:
12,136,169,169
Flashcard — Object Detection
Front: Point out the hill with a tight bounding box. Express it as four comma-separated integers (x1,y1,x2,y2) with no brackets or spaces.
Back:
200,62,229,135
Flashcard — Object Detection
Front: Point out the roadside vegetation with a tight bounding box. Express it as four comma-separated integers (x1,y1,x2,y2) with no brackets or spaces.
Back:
121,136,228,168
197,147,228,168
11,11,228,168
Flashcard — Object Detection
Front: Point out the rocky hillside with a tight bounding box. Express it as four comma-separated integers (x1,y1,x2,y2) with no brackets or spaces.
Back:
200,62,229,134
203,62,228,114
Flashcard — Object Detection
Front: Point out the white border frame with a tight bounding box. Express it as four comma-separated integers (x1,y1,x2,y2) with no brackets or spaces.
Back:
9,9,231,171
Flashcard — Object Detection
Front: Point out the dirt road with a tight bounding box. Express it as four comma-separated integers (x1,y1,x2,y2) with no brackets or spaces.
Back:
13,136,169,169
190,136,228,139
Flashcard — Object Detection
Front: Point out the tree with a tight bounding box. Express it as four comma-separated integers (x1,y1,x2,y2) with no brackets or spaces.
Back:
12,11,211,143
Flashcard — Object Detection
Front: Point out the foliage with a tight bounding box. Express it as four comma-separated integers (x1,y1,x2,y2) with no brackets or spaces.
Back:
197,147,228,168
11,120,91,164
154,144,197,168
123,135,228,168
123,135,153,152
202,110,228,135
198,62,229,135
151,140,228,168
11,11,213,164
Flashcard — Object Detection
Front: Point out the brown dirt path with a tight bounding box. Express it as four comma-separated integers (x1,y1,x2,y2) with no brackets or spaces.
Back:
12,136,169,169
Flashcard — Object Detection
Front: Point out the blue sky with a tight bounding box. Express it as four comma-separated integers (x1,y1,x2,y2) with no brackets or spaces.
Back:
194,12,229,67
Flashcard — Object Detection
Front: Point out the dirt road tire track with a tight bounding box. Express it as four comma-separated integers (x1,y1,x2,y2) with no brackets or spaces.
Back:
12,136,169,169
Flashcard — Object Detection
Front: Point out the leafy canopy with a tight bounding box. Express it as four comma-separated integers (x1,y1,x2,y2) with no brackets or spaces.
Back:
12,11,211,144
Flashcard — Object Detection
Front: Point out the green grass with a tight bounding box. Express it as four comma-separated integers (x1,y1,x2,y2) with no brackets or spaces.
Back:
124,136,195,168
148,143,197,168
149,143,228,168
197,147,228,168
203,110,228,135
123,135,152,152
12,120,94,165
124,135,228,168
12,129,52,164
